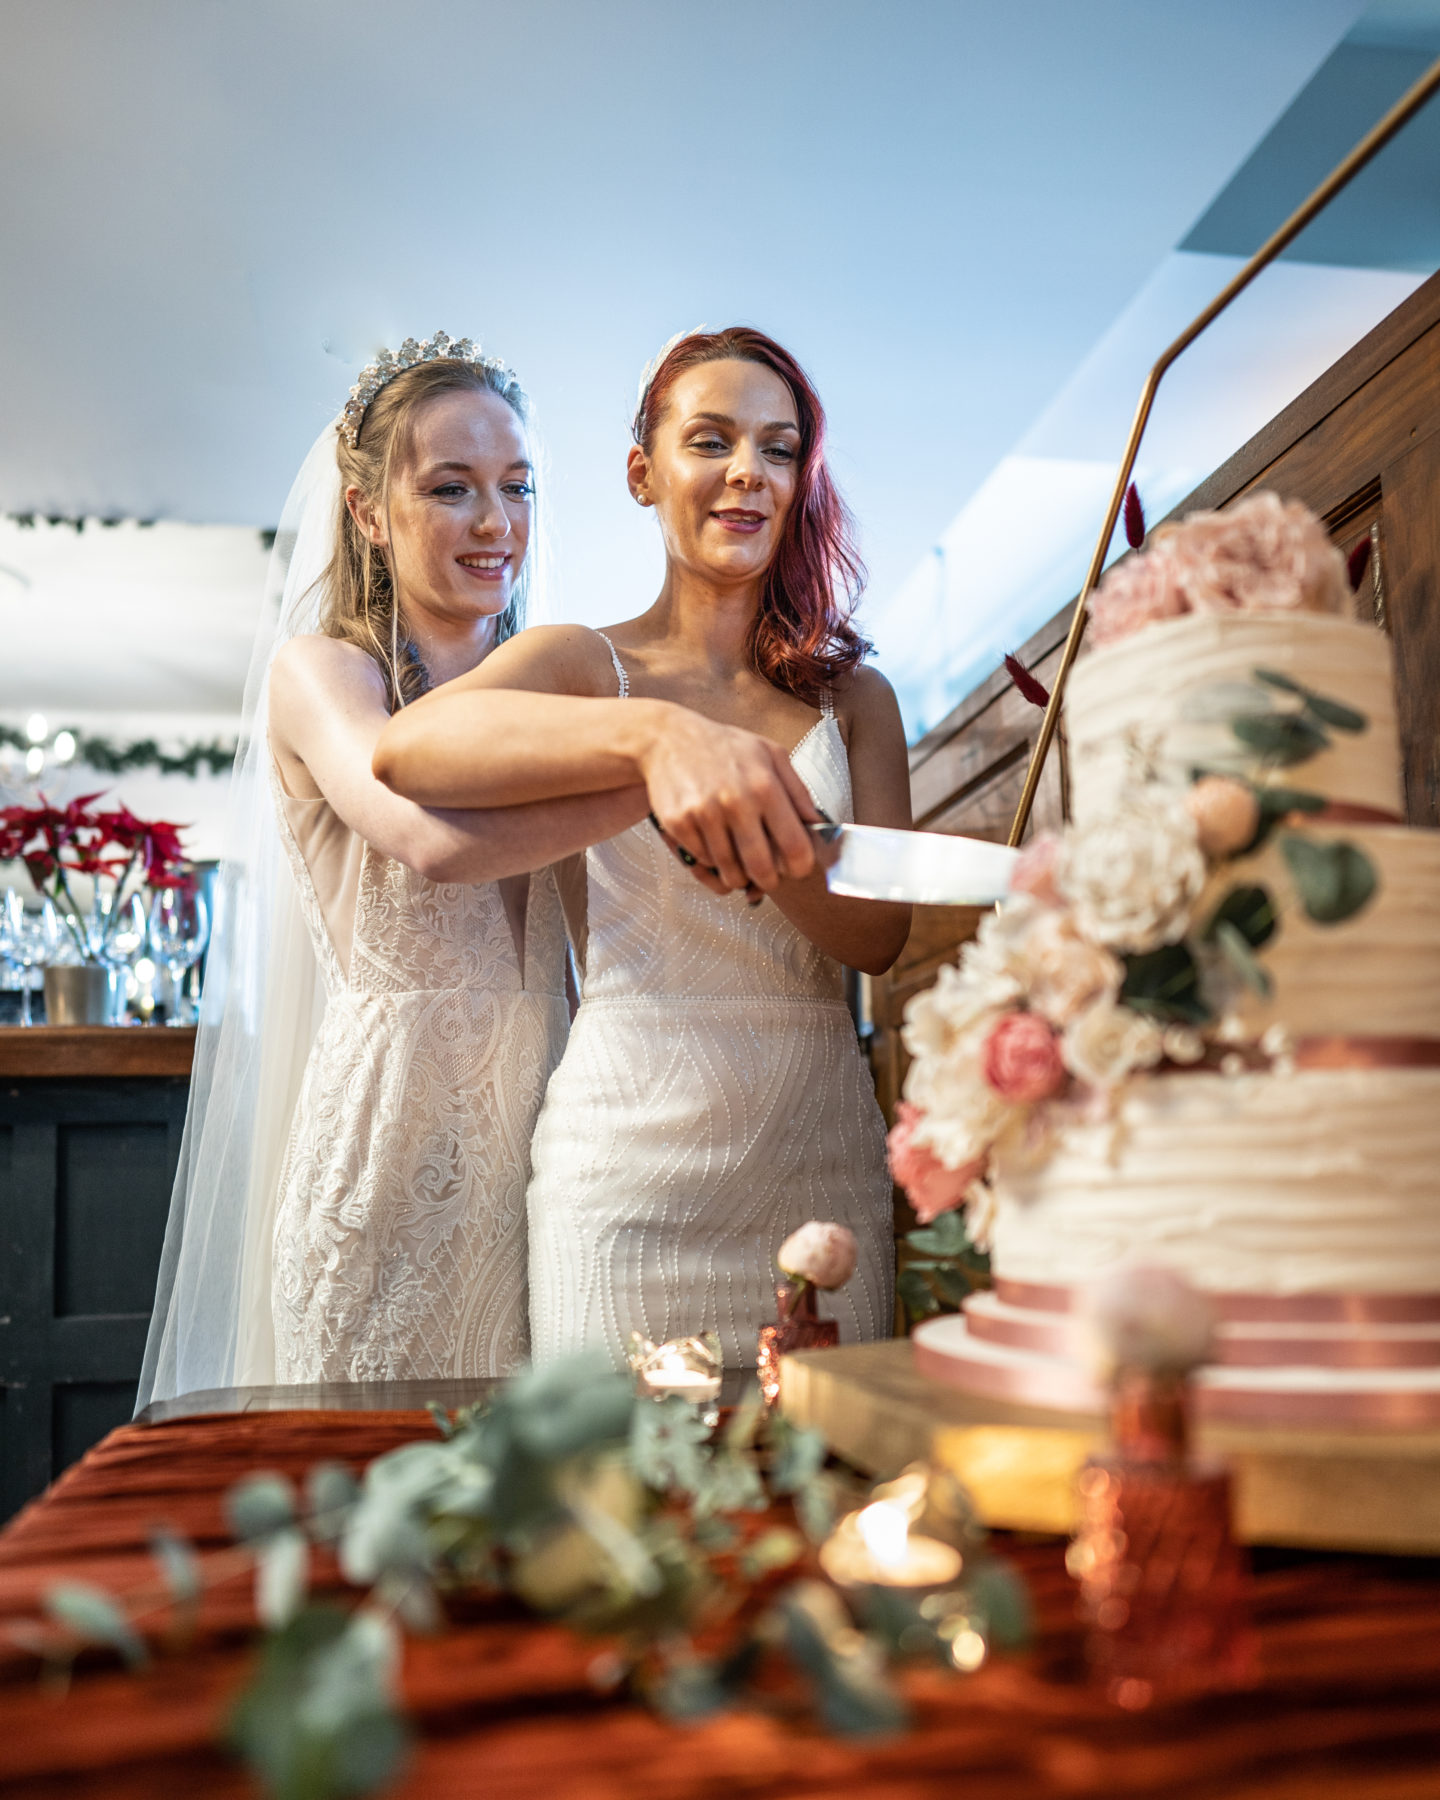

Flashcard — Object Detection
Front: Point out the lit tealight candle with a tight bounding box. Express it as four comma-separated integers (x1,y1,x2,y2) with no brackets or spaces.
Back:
642,1352,722,1403
819,1497,962,1591
628,1334,724,1406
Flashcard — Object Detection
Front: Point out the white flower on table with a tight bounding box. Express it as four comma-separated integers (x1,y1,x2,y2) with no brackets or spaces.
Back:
1080,1264,1216,1383
777,1221,858,1289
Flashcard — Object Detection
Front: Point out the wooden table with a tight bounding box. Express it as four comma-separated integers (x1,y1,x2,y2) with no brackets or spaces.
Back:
1,1407,1438,1797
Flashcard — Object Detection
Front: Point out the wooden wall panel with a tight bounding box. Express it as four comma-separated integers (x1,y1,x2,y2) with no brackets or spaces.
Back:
1382,432,1440,823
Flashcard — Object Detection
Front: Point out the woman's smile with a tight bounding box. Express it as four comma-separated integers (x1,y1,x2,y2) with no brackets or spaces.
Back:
711,507,767,534
457,550,513,581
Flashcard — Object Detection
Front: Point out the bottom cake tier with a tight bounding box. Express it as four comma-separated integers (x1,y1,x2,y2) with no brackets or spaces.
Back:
913,1291,1440,1428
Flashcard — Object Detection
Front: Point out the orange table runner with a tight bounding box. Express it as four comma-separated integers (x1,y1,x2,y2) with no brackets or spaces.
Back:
2,1411,1439,1798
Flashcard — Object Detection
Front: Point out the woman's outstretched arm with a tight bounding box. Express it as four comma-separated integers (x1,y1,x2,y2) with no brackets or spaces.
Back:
373,625,822,893
270,635,648,884
752,666,913,976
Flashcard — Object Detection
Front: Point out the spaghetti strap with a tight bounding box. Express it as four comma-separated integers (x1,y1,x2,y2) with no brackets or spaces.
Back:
594,631,629,699
819,688,834,720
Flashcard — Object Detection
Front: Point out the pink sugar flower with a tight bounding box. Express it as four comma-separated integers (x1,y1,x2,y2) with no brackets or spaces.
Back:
1162,492,1348,620
982,1011,1066,1104
1087,549,1185,647
887,1101,985,1224
1010,831,1063,907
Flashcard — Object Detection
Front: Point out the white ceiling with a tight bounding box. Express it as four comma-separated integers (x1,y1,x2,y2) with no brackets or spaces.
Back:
1,0,1367,717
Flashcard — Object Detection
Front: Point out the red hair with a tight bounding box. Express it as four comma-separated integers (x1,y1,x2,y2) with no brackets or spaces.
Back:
633,326,871,705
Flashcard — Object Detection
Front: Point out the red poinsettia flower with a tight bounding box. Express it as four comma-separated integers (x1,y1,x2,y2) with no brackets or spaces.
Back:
0,792,192,897
96,804,192,887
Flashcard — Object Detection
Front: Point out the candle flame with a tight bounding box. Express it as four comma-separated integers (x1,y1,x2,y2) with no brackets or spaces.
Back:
855,1499,911,1571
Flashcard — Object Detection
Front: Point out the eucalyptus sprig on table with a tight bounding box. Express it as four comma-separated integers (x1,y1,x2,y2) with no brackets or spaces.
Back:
19,1355,1030,1800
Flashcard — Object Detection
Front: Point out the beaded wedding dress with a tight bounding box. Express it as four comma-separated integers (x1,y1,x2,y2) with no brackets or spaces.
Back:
526,638,893,1368
270,769,570,1382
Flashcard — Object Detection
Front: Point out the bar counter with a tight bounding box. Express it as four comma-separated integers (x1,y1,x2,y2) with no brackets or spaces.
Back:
0,1024,196,1079
0,1026,194,1518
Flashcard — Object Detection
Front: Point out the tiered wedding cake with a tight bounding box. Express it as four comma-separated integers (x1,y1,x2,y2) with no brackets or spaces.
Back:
899,494,1440,1427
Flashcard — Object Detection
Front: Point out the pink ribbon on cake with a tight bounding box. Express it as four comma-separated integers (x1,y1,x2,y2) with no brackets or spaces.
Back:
995,1278,1440,1326
1293,1036,1440,1070
1306,801,1403,824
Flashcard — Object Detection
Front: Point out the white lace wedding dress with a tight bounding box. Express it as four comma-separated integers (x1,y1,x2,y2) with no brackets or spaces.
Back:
269,768,569,1382
526,639,893,1367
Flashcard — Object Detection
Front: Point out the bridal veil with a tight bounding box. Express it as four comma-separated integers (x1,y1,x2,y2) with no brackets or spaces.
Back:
137,427,342,1406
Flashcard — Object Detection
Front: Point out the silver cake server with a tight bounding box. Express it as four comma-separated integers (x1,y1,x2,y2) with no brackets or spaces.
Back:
811,821,1017,906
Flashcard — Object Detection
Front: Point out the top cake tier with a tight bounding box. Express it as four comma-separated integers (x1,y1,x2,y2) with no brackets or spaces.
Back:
1065,613,1402,824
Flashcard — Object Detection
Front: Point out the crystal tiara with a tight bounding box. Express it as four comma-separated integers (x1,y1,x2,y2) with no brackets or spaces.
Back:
339,330,499,448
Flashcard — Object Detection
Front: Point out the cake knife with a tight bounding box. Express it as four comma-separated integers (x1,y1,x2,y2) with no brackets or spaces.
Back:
811,820,1017,906
648,811,1017,906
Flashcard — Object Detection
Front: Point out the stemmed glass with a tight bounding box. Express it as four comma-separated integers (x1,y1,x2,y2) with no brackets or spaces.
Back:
0,892,19,1024
148,887,209,1025
101,892,147,966
2,890,56,1027
100,894,148,1021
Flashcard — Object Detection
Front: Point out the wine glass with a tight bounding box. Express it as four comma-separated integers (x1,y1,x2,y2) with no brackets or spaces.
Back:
148,887,209,1025
3,890,54,1028
0,891,19,1025
103,893,148,967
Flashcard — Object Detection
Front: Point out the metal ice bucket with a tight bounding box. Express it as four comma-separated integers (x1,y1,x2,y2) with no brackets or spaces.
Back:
42,964,122,1026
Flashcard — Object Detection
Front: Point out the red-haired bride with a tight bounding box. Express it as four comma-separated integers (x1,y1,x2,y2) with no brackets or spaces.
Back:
375,328,912,1365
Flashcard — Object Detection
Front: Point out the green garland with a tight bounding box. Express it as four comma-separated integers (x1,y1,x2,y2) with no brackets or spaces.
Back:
0,724,236,780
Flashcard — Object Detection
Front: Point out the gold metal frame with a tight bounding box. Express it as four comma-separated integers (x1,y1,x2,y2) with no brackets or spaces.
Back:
1007,55,1440,847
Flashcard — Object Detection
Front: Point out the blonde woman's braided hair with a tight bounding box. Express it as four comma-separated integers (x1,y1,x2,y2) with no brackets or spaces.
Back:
322,355,533,710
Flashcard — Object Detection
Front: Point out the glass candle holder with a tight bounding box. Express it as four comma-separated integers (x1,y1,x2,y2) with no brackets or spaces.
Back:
627,1333,723,1425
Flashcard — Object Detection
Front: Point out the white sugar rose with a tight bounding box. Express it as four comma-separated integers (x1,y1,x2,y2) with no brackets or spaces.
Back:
1161,1023,1206,1066
1062,995,1164,1090
901,900,1041,1058
1022,910,1124,1026
902,1025,1011,1170
1056,791,1206,952
901,963,1005,1060
777,1221,858,1289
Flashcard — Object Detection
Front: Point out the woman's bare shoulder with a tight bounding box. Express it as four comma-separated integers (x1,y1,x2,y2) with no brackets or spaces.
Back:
272,632,381,684
834,662,902,727
269,635,388,730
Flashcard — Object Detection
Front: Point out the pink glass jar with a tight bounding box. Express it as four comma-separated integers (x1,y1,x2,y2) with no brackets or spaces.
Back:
1067,1370,1254,1708
757,1280,839,1406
